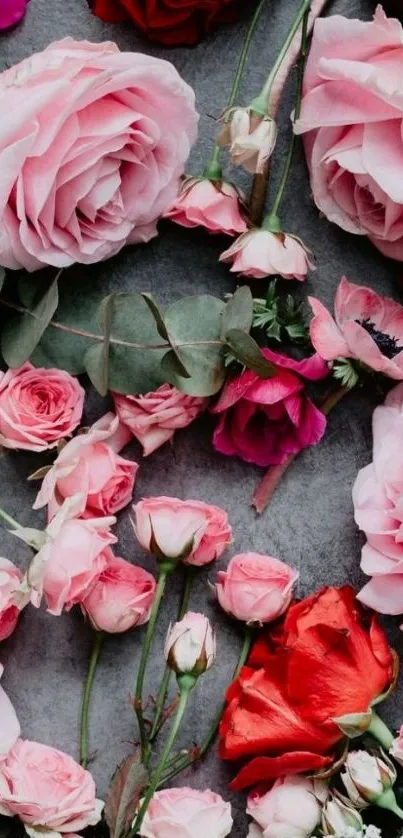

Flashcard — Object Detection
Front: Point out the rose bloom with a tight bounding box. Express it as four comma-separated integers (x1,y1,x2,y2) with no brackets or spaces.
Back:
219,586,394,790
165,611,215,676
0,665,20,758
0,558,23,642
140,787,232,838
87,0,243,46
390,725,403,766
0,39,197,271
133,497,231,566
341,751,396,808
309,277,403,378
220,230,313,280
164,177,248,236
215,553,298,625
113,385,207,457
0,0,28,29
295,6,403,261
354,383,403,614
212,346,328,467
81,551,156,634
218,110,277,175
247,775,328,838
34,412,137,520
0,363,84,452
0,739,103,833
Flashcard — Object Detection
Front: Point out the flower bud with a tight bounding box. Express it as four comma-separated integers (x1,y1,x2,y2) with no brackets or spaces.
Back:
164,612,215,680
217,108,277,175
341,751,396,808
321,793,364,835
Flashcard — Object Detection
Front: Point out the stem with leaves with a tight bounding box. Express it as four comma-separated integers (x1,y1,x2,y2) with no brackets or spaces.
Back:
80,631,104,768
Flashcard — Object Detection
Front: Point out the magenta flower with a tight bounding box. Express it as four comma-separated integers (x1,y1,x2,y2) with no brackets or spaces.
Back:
0,0,28,30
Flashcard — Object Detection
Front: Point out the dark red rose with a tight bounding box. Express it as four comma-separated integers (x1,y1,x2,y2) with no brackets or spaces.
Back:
219,586,395,790
87,0,245,45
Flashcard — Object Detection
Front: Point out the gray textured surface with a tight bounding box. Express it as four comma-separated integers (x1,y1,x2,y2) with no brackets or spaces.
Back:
0,1,402,836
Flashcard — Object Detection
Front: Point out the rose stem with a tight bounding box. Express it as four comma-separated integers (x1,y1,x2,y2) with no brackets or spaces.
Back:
130,677,194,836
377,789,403,820
148,569,194,745
0,507,23,531
134,571,168,762
368,711,394,750
158,627,254,786
80,630,104,768
252,384,350,514
203,0,267,181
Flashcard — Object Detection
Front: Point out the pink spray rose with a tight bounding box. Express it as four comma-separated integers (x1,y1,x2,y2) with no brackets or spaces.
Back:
34,412,137,520
81,551,156,633
133,496,231,566
0,558,23,642
215,553,299,625
0,363,84,452
211,347,328,467
0,665,20,758
0,739,103,833
247,775,328,838
295,6,403,261
309,277,403,378
218,109,277,175
140,787,232,838
0,38,197,271
0,0,28,29
220,229,313,281
165,611,215,676
113,385,207,456
164,177,248,236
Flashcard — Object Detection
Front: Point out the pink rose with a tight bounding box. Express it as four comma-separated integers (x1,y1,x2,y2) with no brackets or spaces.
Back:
247,775,327,838
0,739,103,834
220,230,313,280
0,665,20,758
0,363,84,451
295,6,403,261
354,382,403,615
164,177,248,236
218,110,277,175
113,385,207,456
390,726,403,766
309,277,403,378
0,0,28,29
215,553,299,625
81,551,156,633
140,787,233,838
34,412,138,520
0,38,197,271
0,558,23,642
132,496,232,566
211,347,328,467
164,611,215,676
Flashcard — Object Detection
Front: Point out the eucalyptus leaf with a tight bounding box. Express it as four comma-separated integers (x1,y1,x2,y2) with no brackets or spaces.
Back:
105,292,166,394
2,275,59,367
162,344,226,396
162,295,225,396
221,286,253,337
225,329,276,378
142,293,190,379
84,294,114,396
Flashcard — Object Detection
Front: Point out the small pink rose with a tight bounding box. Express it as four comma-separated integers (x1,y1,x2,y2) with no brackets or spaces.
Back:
218,109,277,175
247,775,327,838
113,385,207,456
140,787,232,838
0,665,20,758
34,412,138,519
0,558,23,642
81,552,156,633
0,363,84,452
164,611,215,676
132,496,232,566
215,552,299,625
0,739,103,833
0,0,28,29
220,230,313,280
164,176,248,236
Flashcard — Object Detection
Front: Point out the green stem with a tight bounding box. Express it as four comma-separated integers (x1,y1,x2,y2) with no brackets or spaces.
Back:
80,631,104,768
368,711,394,750
130,684,192,836
376,788,403,819
0,507,23,531
134,572,167,761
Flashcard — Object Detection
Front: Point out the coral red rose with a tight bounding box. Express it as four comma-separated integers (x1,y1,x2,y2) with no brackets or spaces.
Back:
88,0,244,46
219,586,394,790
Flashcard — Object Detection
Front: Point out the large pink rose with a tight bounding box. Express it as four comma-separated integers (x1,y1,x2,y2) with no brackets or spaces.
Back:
0,665,20,758
34,412,137,519
354,382,403,615
215,553,298,625
140,787,232,838
295,6,403,261
81,551,156,633
0,558,23,642
0,38,198,271
0,739,103,834
113,385,207,456
211,347,328,467
0,363,84,451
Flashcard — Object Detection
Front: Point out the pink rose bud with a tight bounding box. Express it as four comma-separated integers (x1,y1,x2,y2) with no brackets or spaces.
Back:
0,0,28,29
342,751,396,808
215,553,298,625
113,385,207,456
390,726,403,767
220,229,314,281
0,665,20,758
0,364,84,452
218,108,277,174
140,787,232,838
164,612,215,678
0,739,103,834
164,176,248,236
34,412,138,520
132,496,231,568
0,558,23,641
247,775,328,838
80,552,156,634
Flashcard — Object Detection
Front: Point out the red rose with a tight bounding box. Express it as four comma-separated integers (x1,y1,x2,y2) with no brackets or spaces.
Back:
219,586,394,790
88,0,245,45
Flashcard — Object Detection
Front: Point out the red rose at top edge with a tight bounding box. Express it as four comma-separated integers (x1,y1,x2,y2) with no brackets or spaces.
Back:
88,0,245,46
219,586,394,790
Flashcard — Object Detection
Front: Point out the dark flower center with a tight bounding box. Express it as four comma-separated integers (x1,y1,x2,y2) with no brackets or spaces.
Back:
356,318,401,359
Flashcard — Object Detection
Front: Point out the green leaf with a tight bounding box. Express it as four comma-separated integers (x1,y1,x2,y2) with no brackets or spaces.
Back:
142,293,190,379
162,295,225,396
162,344,226,397
225,329,276,378
221,286,253,338
105,292,166,394
84,294,114,396
104,751,148,838
2,274,59,367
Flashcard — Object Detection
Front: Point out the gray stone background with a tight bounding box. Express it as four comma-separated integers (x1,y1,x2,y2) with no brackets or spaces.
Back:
0,0,402,835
